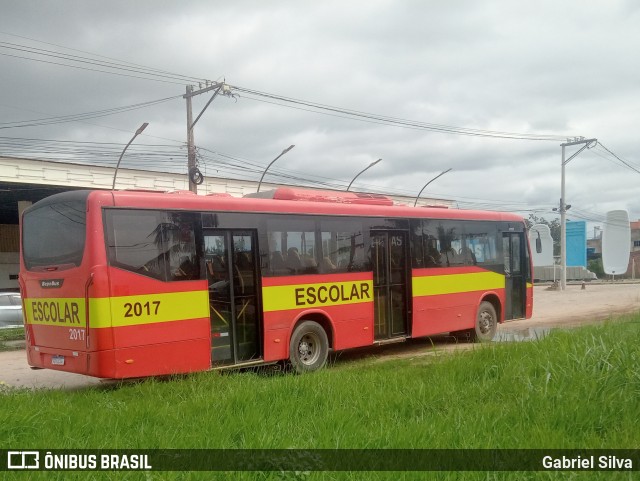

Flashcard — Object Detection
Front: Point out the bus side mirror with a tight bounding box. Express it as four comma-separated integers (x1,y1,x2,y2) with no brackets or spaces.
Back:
535,236,542,254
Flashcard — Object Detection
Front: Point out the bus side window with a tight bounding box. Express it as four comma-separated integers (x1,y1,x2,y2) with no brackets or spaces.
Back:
420,220,443,268
106,210,199,282
320,219,365,274
164,214,198,281
424,237,441,267
107,210,166,280
410,220,423,268
465,231,498,266
270,251,288,275
266,217,317,276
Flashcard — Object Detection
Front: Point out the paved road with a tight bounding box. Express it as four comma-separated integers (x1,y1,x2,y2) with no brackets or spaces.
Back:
503,282,640,331
2,283,639,390
0,349,102,390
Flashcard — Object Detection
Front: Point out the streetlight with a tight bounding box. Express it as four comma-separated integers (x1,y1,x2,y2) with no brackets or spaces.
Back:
346,158,382,192
257,145,295,193
413,168,452,207
111,122,149,190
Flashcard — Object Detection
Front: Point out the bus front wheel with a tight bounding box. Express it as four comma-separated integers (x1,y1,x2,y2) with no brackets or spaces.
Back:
289,321,329,373
474,301,497,342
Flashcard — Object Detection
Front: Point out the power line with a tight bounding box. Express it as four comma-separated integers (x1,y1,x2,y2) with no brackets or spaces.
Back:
595,143,640,175
0,137,548,210
0,137,185,166
230,86,571,141
7,32,635,219
0,101,189,146
0,31,207,83
0,95,181,130
0,50,187,85
0,33,578,143
0,41,204,84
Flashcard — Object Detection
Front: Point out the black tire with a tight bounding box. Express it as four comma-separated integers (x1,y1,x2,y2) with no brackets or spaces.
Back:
474,301,498,342
289,320,329,373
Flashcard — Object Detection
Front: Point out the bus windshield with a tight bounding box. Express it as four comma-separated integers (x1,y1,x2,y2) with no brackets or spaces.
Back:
22,191,89,270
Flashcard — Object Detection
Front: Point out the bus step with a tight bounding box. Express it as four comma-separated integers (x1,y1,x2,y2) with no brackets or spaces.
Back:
211,359,272,371
373,337,408,346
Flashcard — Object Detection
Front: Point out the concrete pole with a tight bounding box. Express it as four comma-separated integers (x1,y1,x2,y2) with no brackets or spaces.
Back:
186,85,197,193
560,144,567,290
558,138,597,290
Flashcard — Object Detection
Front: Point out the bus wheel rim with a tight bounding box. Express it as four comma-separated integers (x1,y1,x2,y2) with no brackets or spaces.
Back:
298,333,320,365
479,310,494,334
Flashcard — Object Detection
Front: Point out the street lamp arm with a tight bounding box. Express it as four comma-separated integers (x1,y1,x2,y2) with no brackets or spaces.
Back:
257,144,295,193
413,168,452,207
346,158,382,192
112,122,149,190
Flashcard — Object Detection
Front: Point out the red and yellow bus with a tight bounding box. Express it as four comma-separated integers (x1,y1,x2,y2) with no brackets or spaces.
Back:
19,187,532,378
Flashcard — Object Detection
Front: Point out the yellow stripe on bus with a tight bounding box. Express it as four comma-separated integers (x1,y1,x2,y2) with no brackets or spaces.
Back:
412,271,505,297
262,280,373,312
25,291,209,329
104,291,209,328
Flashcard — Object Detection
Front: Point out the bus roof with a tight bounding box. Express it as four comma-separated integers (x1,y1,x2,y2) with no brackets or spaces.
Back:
42,188,526,223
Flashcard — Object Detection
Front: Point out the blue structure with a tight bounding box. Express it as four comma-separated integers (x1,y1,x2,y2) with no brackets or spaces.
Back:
566,220,587,267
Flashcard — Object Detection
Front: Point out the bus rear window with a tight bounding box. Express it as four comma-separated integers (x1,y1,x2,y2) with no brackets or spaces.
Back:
22,197,87,270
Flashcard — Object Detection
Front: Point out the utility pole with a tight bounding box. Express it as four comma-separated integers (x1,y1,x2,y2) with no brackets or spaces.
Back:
184,82,227,193
559,137,597,290
185,85,196,193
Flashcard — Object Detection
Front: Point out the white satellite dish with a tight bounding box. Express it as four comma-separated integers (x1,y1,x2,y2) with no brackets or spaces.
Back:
529,224,554,266
602,210,630,276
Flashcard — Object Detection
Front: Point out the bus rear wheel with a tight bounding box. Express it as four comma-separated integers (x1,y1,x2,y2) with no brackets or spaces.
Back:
474,301,497,342
289,320,329,373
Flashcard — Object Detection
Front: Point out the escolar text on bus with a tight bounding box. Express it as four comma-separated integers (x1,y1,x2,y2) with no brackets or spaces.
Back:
294,282,371,306
30,300,81,324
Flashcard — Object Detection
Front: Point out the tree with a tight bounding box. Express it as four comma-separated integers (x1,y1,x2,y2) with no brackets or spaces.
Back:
525,214,561,256
588,258,605,278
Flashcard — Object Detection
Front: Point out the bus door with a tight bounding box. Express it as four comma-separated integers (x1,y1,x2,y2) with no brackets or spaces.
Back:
371,231,409,340
203,230,261,365
503,232,526,319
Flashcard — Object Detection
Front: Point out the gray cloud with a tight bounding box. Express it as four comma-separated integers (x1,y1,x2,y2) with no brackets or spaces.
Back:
1,0,639,227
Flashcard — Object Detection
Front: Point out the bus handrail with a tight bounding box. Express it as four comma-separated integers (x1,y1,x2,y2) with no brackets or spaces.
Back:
84,272,94,349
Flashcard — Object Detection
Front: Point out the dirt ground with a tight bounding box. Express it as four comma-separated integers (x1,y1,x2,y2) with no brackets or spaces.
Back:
1,283,639,390
503,282,640,331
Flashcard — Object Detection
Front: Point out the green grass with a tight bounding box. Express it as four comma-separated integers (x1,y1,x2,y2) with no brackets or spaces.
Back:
0,326,24,351
0,327,24,342
1,317,639,480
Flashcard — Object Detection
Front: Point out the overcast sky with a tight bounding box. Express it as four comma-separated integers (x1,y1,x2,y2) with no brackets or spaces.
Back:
1,0,639,230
